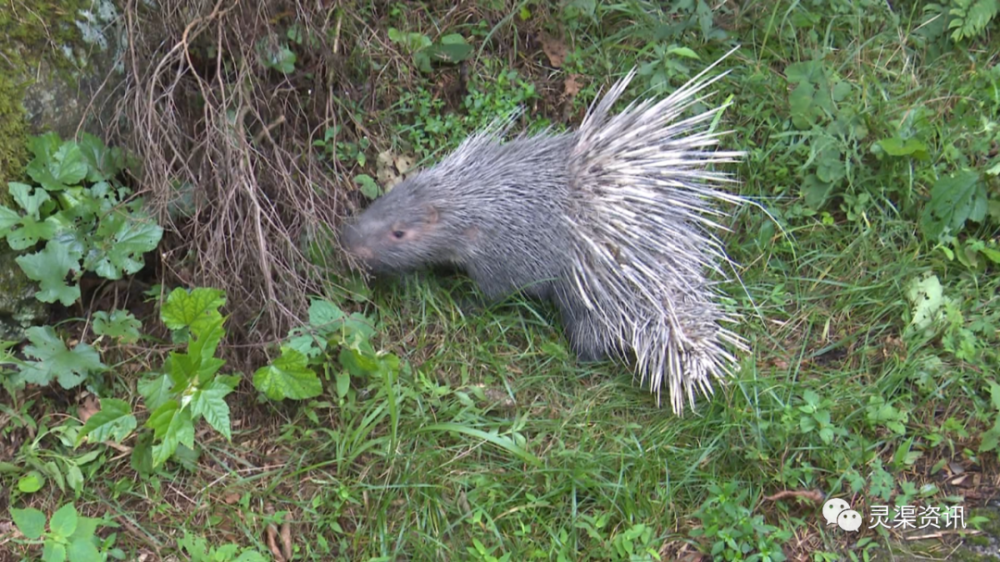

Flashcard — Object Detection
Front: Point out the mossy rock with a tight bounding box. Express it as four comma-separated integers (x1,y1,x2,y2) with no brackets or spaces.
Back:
0,248,46,341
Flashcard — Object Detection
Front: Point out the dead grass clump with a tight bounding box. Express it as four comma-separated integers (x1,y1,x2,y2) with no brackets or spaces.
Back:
113,0,395,348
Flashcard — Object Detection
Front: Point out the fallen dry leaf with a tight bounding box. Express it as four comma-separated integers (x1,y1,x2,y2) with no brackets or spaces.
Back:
78,395,100,424
540,34,568,68
564,74,583,98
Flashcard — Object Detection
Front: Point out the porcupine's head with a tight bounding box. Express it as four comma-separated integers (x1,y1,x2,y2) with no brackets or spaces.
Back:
340,169,476,275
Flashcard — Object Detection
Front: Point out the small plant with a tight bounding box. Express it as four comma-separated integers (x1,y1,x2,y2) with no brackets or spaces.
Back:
75,288,239,470
0,132,162,307
254,298,394,404
388,28,472,73
176,531,267,562
397,61,540,158
924,0,1000,42
10,502,122,561
689,482,791,562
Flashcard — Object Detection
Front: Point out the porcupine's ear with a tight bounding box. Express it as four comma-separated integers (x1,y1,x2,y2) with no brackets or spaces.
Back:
422,204,439,225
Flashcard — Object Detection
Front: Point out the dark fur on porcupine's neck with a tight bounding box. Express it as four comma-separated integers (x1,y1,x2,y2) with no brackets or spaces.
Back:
343,49,748,415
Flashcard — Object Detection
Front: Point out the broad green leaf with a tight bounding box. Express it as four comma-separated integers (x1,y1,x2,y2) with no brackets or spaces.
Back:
0,205,21,233
17,471,45,493
65,465,84,495
11,507,47,539
78,132,124,182
49,503,79,538
68,516,101,542
340,347,379,378
28,141,88,191
253,347,321,400
76,398,137,445
873,137,930,160
29,132,61,161
92,310,142,343
42,541,66,562
8,182,51,217
17,326,105,389
7,215,60,250
16,240,83,306
92,216,163,279
308,299,345,329
336,370,351,399
426,34,472,64
906,274,945,332
67,537,101,561
189,384,233,440
921,170,987,240
160,287,226,333
981,426,1000,453
354,174,381,199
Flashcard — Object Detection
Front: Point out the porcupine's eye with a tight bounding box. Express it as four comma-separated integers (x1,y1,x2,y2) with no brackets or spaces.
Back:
391,230,406,240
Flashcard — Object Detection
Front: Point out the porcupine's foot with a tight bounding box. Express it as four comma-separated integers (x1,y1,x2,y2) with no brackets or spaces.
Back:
559,305,609,363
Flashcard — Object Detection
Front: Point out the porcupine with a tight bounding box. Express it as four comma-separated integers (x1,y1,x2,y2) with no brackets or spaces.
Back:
341,49,747,415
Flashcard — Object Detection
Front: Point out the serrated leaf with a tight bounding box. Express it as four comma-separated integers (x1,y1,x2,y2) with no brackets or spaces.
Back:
138,374,174,412
189,384,233,440
160,287,226,333
76,398,136,445
921,169,986,240
11,507,47,539
188,316,225,363
253,347,321,400
92,310,142,343
146,401,194,467
17,326,105,389
49,503,79,538
16,240,82,305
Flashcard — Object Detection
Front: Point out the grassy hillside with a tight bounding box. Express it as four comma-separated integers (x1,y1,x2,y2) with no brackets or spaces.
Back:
2,1,999,561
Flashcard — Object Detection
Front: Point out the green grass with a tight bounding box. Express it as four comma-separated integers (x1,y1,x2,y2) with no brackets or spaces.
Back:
3,0,1000,560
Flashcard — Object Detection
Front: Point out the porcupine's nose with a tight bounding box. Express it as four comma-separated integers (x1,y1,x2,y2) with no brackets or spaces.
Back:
340,222,373,262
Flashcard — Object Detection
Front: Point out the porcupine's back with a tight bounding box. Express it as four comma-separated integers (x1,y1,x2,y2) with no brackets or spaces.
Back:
562,52,747,415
